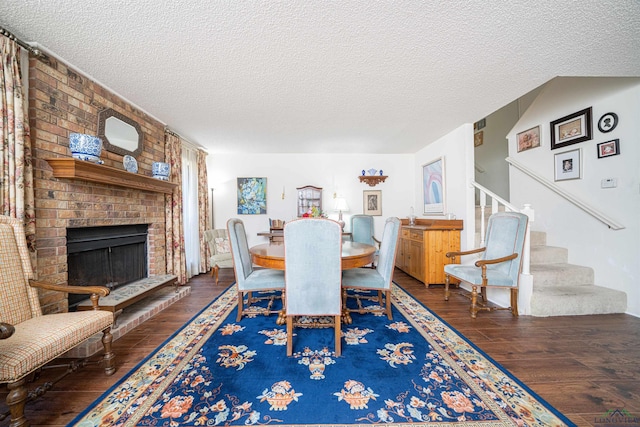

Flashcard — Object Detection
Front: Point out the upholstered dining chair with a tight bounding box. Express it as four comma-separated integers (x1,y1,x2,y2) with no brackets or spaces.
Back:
0,215,116,427
342,217,401,320
350,214,380,267
204,229,234,285
444,211,529,318
284,218,343,356
227,218,285,322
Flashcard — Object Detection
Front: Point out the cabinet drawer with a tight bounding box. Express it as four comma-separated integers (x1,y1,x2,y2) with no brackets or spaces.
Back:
409,230,423,241
401,229,410,238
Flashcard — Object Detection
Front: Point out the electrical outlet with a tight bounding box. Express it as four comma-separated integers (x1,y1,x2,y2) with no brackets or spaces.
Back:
601,178,617,189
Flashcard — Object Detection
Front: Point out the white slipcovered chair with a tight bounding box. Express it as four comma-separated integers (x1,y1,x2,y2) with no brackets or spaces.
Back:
284,218,343,356
342,217,401,320
0,215,115,427
204,229,234,285
227,218,285,322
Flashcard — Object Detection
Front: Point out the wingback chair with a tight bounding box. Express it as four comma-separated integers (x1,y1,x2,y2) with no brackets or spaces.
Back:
350,214,380,267
204,229,234,285
284,218,343,356
227,218,285,322
342,217,401,320
444,211,529,318
0,215,115,427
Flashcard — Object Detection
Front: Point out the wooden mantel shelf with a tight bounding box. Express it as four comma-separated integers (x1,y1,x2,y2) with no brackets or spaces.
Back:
45,158,177,194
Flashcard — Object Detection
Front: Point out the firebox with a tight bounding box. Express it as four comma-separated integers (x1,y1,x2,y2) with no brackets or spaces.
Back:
67,224,148,309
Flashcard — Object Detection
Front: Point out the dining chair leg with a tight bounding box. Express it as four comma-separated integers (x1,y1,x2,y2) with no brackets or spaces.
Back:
384,290,392,320
511,288,519,316
286,316,294,356
236,292,244,322
334,315,341,356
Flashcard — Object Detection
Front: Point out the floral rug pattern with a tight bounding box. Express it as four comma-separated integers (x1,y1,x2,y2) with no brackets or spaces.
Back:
71,285,575,427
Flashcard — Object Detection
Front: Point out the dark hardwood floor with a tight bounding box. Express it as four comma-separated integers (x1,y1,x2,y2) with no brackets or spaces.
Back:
2,269,639,426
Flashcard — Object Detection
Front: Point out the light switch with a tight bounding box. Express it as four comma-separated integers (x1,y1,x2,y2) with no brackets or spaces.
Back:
601,178,617,188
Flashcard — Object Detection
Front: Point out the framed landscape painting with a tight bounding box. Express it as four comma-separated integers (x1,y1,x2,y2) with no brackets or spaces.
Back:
237,177,267,214
422,157,445,214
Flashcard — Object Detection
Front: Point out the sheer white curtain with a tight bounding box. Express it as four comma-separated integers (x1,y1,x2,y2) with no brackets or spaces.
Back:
181,144,201,279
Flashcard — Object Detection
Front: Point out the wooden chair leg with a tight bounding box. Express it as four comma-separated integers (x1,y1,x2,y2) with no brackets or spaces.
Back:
444,274,450,301
102,327,116,375
384,290,392,320
286,316,293,356
470,286,478,318
6,378,28,427
480,287,488,302
236,292,244,322
213,265,220,285
334,315,341,356
511,288,519,316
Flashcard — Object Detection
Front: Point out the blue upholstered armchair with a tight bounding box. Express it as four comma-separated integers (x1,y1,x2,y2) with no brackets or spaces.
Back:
284,218,343,356
342,217,401,320
350,215,380,267
444,212,529,318
227,218,285,322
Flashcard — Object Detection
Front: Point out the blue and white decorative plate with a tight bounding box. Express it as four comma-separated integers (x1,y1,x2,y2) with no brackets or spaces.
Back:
123,155,138,173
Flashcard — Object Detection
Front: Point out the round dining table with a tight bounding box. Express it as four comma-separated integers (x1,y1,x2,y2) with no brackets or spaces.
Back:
250,241,376,270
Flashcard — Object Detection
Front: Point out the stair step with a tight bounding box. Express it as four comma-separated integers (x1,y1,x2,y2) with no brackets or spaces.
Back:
530,263,594,288
530,285,627,316
530,230,546,246
530,245,568,264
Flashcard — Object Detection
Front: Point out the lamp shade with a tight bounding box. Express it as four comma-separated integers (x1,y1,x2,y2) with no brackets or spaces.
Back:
333,197,350,212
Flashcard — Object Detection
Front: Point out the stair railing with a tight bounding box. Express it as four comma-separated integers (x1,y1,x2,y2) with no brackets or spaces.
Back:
506,157,624,230
471,181,532,275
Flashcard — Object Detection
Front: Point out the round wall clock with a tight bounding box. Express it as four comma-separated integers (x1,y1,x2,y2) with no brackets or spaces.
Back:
598,112,618,133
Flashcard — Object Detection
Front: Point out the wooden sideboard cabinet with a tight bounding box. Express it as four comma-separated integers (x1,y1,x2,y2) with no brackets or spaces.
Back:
395,220,463,287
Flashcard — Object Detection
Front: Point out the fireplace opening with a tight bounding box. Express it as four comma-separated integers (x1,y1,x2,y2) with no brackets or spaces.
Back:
67,224,148,309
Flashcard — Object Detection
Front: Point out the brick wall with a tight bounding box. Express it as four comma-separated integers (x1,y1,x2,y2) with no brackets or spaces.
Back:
29,53,170,314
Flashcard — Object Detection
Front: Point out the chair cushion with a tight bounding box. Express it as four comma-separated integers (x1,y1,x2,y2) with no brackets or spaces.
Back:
444,264,516,287
210,252,234,268
342,268,386,290
0,310,114,382
241,268,285,291
214,237,230,254
0,224,35,325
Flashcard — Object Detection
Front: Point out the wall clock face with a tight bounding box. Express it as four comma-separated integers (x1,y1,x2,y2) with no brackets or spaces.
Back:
598,112,618,133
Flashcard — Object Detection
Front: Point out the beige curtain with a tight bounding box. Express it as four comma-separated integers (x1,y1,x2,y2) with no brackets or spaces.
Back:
197,149,210,273
0,37,35,249
164,131,186,284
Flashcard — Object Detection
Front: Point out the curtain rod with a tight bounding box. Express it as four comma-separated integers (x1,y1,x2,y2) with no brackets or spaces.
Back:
0,27,42,57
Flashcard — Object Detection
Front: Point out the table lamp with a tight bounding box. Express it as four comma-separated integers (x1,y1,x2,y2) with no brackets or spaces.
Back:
333,197,350,230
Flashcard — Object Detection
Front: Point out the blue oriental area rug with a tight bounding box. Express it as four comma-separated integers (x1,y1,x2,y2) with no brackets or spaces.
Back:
70,284,575,427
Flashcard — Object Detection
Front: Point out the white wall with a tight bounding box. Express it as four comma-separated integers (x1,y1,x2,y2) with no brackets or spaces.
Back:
207,153,414,248
508,77,640,316
414,123,475,250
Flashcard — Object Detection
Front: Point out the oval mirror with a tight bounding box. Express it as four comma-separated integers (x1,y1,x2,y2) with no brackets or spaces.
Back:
97,108,143,157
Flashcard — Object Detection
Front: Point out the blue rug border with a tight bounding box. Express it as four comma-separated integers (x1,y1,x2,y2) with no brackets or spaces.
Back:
69,281,577,427
391,282,577,427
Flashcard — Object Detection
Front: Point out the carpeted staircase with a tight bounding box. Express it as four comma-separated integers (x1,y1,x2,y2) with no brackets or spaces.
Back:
528,230,627,316
475,207,627,316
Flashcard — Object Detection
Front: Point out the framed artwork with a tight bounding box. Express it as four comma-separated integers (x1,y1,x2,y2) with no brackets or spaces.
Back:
554,149,581,181
422,157,445,214
474,131,483,147
517,125,541,152
597,112,618,133
597,139,620,158
237,177,267,214
363,190,382,216
550,107,592,150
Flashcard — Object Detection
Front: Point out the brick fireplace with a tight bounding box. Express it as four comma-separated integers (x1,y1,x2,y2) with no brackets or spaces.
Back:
28,53,172,314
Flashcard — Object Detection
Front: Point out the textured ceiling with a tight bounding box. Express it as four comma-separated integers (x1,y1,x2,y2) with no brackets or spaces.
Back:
1,1,639,154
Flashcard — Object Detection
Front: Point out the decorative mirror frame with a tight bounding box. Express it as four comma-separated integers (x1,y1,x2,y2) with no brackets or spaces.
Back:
97,108,143,157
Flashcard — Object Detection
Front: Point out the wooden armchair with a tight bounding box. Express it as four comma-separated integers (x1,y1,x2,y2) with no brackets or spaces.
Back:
0,215,115,426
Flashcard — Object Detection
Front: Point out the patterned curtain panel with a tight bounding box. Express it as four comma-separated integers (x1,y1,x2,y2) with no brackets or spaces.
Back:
197,149,209,273
0,37,35,249
164,131,186,285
